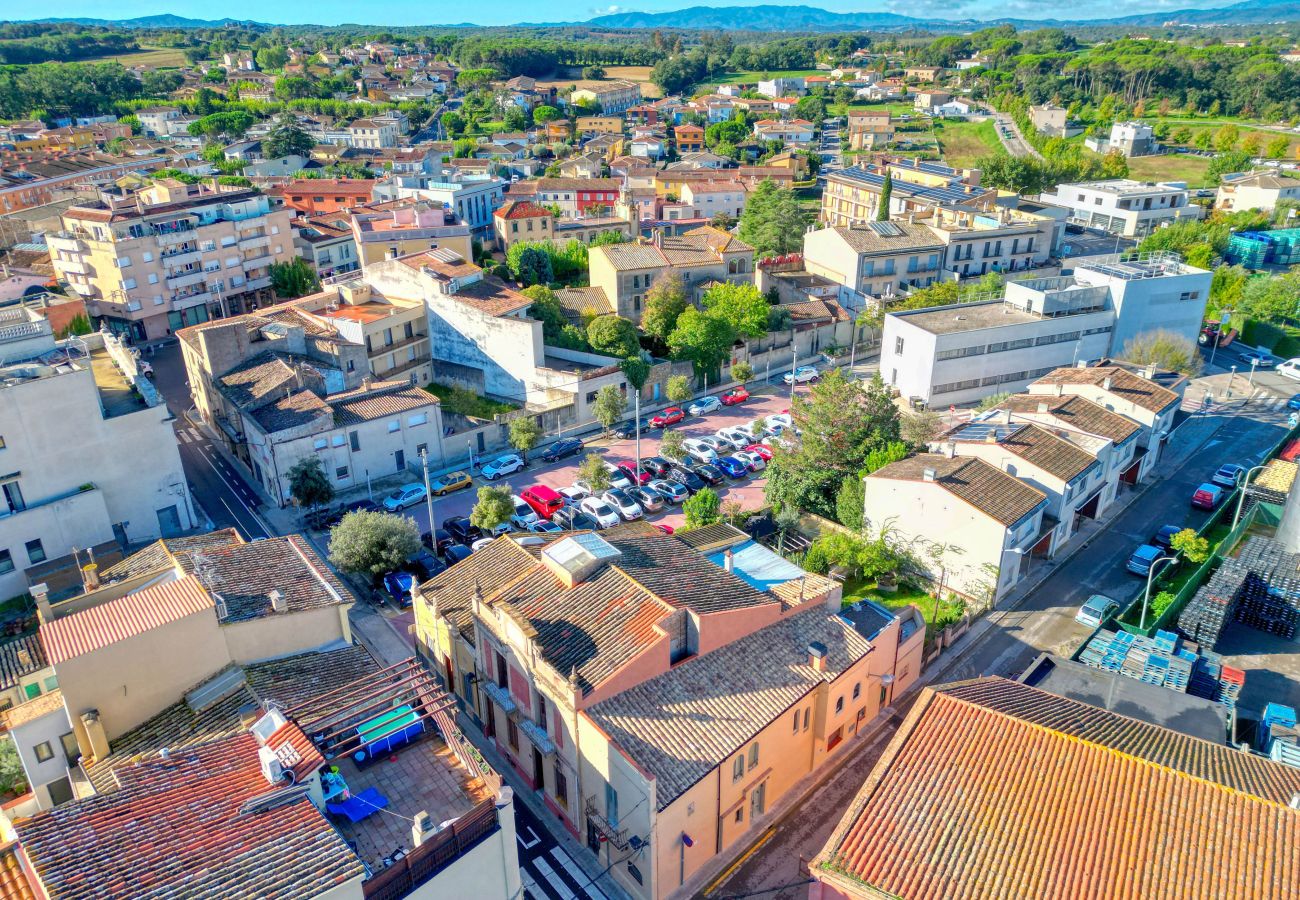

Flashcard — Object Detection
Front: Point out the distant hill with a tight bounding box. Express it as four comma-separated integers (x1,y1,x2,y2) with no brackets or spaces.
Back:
30,15,266,28
586,5,930,30
1097,0,1300,26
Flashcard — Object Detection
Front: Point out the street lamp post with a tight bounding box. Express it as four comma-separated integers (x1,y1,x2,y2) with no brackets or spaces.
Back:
1249,358,1259,386
1228,365,1237,399
1232,463,1268,530
1140,555,1179,631
420,448,437,539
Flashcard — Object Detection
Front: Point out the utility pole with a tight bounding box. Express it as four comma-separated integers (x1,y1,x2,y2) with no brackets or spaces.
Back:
420,448,437,538
634,389,642,482
789,327,798,404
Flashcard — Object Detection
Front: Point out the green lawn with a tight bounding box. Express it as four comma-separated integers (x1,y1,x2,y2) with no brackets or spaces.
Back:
82,46,190,68
933,118,1004,168
702,69,825,86
845,101,915,118
842,578,964,634
423,383,519,420
1124,152,1214,188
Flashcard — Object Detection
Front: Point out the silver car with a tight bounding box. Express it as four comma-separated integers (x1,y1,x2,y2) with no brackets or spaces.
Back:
602,489,644,521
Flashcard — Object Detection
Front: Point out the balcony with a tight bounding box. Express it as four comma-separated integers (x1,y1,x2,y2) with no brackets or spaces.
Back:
241,252,274,270
56,259,90,276
374,354,429,381
243,276,272,291
481,680,517,715
367,332,428,359
166,269,207,289
47,232,87,253
0,482,98,524
361,799,499,900
234,216,267,232
238,233,270,250
159,247,202,267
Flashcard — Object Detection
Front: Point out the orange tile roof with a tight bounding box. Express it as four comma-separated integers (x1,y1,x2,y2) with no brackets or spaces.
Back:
816,677,1300,900
0,844,34,900
41,576,213,665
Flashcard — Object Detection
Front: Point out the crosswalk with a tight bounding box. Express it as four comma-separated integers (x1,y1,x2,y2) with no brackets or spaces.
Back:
174,427,208,445
521,846,609,900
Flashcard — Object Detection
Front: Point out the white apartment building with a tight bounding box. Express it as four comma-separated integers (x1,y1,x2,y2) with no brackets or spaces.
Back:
926,207,1055,278
1039,179,1203,237
1215,170,1300,213
0,310,194,600
803,221,947,299
757,77,806,97
379,172,508,238
48,181,295,341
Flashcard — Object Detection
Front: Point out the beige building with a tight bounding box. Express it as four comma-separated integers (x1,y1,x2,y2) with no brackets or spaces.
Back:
576,116,624,135
924,205,1056,278
347,116,400,148
821,159,992,226
847,110,895,150
589,226,755,322
1029,103,1069,136
570,80,642,114
351,198,474,269
1215,170,1300,213
803,221,946,297
48,181,296,341
681,180,748,219
492,199,555,251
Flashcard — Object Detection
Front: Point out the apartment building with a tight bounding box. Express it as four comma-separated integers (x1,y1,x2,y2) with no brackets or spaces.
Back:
822,161,995,225
674,123,705,153
846,110,894,150
0,151,187,214
347,117,401,149
576,116,624,135
1028,103,1069,137
414,525,924,900
135,107,184,137
996,391,1145,491
803,221,947,298
680,180,748,219
49,181,295,340
0,314,193,601
757,76,806,97
588,227,755,322
753,119,816,143
570,80,642,114
291,212,360,278
1085,121,1157,157
276,177,375,214
1040,179,1203,237
904,66,942,82
508,177,623,217
179,304,445,506
863,453,1049,601
926,206,1055,278
380,171,508,237
351,198,474,268
1215,170,1300,212
493,201,633,252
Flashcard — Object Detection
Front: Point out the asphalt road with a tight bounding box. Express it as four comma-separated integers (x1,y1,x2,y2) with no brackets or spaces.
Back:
515,799,616,900
149,339,271,540
983,107,1041,159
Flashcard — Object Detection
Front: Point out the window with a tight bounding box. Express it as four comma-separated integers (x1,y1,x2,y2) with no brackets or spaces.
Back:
34,741,53,763
148,273,159,285
894,336,904,354
0,550,11,576
23,682,39,700
792,711,799,733
835,696,844,714
747,742,758,768
349,431,360,452
141,251,153,262
506,719,519,751
336,466,349,479
25,539,44,564
388,420,400,433
43,676,57,692
122,277,137,290
313,438,328,450
554,768,568,808
605,782,620,827
732,755,745,782
330,434,345,447
116,256,132,268
802,707,810,731
408,413,427,427
852,683,861,700
734,806,744,824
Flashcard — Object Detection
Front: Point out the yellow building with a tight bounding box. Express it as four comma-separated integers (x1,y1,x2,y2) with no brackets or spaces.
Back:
350,198,474,268
576,116,624,135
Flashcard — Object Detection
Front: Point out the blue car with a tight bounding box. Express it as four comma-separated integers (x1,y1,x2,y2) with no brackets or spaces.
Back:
1288,394,1300,410
381,571,415,606
716,456,749,479
540,437,584,463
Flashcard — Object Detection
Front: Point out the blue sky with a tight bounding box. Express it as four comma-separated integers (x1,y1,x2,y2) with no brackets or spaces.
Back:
41,0,1241,26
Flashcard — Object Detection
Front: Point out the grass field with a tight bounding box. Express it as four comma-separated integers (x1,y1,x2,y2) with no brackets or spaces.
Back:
933,118,1003,168
82,46,190,68
845,101,914,118
1124,153,1215,187
703,69,824,87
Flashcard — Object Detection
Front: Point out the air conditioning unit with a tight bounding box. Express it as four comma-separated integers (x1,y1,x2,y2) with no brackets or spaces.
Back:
258,745,284,784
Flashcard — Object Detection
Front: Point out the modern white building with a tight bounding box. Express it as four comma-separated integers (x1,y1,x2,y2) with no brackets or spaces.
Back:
1085,121,1157,157
1039,179,1203,237
378,171,508,238
1215,170,1300,213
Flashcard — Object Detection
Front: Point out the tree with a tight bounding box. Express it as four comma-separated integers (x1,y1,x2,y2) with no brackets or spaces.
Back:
1170,528,1210,564
668,307,736,381
255,46,289,71
264,114,313,159
582,65,606,80
765,371,901,518
270,258,321,299
660,429,686,461
1240,271,1300,323
1121,329,1203,376
876,170,892,220
1266,135,1290,160
503,105,529,131
835,474,865,530
683,487,722,529
621,356,651,392
508,416,542,463
901,409,943,448
470,486,514,532
642,274,689,344
701,282,769,339
862,440,909,474
592,385,627,432
440,111,466,136
1099,150,1129,179
329,511,420,580
1208,150,1253,183
587,316,641,358
731,361,754,384
0,737,28,798
512,246,554,286
1213,124,1240,152
287,457,334,509
666,374,693,405
1241,132,1262,157
738,178,808,256
1193,131,1213,150
533,105,561,123
579,452,612,492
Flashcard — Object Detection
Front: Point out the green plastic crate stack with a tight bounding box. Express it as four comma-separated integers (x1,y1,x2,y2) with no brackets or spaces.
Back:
1270,228,1300,266
1227,232,1270,268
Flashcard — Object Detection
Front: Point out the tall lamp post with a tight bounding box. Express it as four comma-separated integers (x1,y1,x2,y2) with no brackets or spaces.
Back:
1232,463,1268,530
1140,555,1178,631
420,448,437,540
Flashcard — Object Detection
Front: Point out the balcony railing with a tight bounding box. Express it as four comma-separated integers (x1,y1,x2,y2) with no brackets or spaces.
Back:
361,799,499,900
0,483,97,522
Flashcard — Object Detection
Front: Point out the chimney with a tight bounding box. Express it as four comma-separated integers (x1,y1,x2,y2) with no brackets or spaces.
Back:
922,467,937,482
807,641,828,672
31,582,52,623
1055,383,1063,397
412,810,437,846
1291,793,1300,810
1037,401,1049,414
80,709,110,762
1102,376,1113,391
1144,363,1156,379
238,703,262,728
83,546,100,590
723,549,734,572
269,589,287,613
984,430,998,444
943,441,956,458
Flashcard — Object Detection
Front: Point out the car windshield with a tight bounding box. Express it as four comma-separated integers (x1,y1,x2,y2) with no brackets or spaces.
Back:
590,501,614,515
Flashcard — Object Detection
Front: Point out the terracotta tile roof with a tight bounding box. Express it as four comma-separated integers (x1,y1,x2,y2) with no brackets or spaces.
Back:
2,688,64,730
830,221,947,254
1031,365,1180,414
0,633,46,692
554,286,613,322
816,677,1300,900
396,248,480,279
0,844,34,900
216,352,326,412
949,423,1098,483
1000,393,1141,444
41,577,214,666
533,177,623,193
16,730,363,900
588,611,879,809
682,224,752,255
176,535,352,623
783,297,851,324
450,277,534,317
593,241,670,270
870,454,1047,527
494,199,551,220
249,388,331,434
330,384,439,427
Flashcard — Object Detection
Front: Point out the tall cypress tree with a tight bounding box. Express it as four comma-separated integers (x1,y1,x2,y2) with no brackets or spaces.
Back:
876,170,893,221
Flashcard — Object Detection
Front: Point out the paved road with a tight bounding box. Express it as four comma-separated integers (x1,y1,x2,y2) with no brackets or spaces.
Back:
516,800,616,900
983,107,1041,159
149,339,271,540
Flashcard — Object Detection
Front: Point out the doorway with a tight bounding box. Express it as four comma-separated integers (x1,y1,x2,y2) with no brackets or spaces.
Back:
532,747,545,790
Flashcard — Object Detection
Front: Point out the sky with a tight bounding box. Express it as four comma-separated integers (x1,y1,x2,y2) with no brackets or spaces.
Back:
33,0,1243,27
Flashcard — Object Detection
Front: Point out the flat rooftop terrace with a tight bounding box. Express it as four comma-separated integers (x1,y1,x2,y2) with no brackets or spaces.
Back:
891,299,1042,334
90,347,149,418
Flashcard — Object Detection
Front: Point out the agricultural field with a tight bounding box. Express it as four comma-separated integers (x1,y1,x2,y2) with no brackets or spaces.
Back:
933,118,1003,168
702,69,824,86
81,46,190,68
1123,152,1215,188
602,65,661,98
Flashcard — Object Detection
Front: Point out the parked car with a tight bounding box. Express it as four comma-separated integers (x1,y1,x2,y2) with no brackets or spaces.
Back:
540,438,584,463
688,396,721,416
553,506,599,530
382,483,427,512
559,485,588,505
721,387,749,406
616,461,652,485
580,496,621,528
382,571,416,607
529,520,564,534
767,413,794,430
1075,593,1119,628
716,456,749,479
444,544,473,566
650,407,685,428
1211,463,1246,489
631,485,665,513
744,443,774,461
735,450,766,472
1152,525,1182,550
602,489,644,521
1239,349,1274,368
654,523,675,535
1126,544,1164,576
1278,359,1300,381
692,463,725,486
481,453,525,481
1192,483,1226,510
407,549,445,581
649,479,689,504
783,365,820,385
323,498,380,528
603,464,634,490
717,426,752,447
428,471,472,497
423,528,454,555
1288,394,1300,410
699,435,734,453
613,417,651,440
640,456,672,478
471,536,496,551
667,466,706,494
683,439,718,463
443,516,482,545
521,485,565,520
510,495,540,529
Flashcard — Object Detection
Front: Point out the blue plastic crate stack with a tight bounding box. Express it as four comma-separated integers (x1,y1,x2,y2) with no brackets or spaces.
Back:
1078,627,1244,720
1260,702,1300,768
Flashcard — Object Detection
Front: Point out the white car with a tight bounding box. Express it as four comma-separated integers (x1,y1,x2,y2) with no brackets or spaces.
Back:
783,365,820,385
688,396,721,416
601,489,644,521
603,464,633,490
481,453,524,481
560,484,589,504
510,495,539,529
767,413,794,430
717,426,752,446
735,450,767,472
580,496,621,529
699,435,732,453
1278,358,1300,381
682,438,718,462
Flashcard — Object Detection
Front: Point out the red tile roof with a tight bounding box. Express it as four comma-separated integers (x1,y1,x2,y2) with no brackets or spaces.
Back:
15,729,361,899
0,844,34,900
41,576,213,665
815,677,1300,900
493,199,552,220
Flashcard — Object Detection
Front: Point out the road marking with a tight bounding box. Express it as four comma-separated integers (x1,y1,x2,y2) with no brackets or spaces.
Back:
517,825,541,851
703,826,776,896
196,446,272,537
533,857,576,900
522,871,553,900
550,847,607,900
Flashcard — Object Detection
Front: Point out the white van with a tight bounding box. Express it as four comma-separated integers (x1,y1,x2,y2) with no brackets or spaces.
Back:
1277,358,1300,381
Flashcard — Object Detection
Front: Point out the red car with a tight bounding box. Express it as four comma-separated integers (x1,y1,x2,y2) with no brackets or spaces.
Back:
651,407,684,428
616,461,652,485
721,387,750,406
654,523,675,535
745,443,774,461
